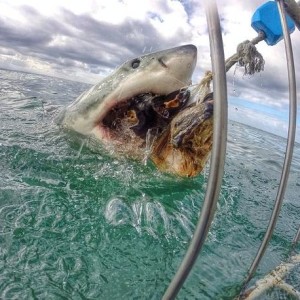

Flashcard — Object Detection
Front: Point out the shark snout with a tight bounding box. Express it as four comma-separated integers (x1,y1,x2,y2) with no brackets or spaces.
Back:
177,44,197,57
168,44,197,65
163,44,197,74
155,44,197,90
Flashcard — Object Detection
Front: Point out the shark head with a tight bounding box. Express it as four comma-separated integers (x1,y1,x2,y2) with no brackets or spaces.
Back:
58,44,197,143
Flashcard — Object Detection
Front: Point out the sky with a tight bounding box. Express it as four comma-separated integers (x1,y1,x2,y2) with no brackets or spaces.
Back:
0,0,299,141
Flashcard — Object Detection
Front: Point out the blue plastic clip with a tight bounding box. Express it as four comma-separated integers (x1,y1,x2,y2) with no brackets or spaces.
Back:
251,1,295,45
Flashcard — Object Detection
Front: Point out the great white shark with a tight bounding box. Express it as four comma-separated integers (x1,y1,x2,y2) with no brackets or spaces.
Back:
58,44,197,138
57,44,214,176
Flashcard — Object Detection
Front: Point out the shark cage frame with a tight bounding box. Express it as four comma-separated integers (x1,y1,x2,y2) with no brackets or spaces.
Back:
163,0,299,299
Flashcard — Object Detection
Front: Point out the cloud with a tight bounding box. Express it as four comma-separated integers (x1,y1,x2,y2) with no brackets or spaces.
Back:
0,1,198,78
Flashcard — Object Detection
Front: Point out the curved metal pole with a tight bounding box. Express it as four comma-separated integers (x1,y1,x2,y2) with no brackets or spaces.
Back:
242,0,297,286
162,1,228,299
284,0,300,30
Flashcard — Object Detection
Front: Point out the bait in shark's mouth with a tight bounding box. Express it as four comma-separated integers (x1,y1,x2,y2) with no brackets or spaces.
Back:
57,44,214,177
151,92,214,177
101,88,190,141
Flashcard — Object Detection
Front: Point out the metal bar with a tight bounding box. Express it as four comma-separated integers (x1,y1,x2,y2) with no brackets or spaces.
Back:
162,1,228,299
242,0,297,287
283,0,300,30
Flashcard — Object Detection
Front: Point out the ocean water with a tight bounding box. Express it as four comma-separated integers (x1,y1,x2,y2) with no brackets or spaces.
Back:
0,69,299,299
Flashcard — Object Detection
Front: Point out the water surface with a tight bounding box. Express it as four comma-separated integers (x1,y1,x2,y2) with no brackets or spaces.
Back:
0,69,299,299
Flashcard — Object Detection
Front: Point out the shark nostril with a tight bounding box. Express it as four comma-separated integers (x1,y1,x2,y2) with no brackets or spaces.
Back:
158,57,168,68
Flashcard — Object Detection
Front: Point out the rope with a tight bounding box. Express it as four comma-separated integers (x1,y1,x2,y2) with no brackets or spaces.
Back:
194,31,265,104
239,255,300,300
193,71,213,104
225,31,265,74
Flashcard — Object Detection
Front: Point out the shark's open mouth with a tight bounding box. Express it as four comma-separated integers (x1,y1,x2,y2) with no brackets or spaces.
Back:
99,89,191,149
58,44,215,176
96,88,214,177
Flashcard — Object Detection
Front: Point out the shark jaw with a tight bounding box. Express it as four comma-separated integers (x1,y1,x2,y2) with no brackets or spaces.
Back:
58,44,216,177
59,45,197,144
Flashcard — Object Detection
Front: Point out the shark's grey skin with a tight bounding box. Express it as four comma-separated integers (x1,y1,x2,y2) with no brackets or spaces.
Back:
57,44,197,142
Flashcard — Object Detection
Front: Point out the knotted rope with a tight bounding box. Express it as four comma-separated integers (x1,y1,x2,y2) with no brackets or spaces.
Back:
195,31,266,103
225,32,265,74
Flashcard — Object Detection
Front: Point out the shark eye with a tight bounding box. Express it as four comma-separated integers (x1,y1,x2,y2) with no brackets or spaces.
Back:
131,59,140,69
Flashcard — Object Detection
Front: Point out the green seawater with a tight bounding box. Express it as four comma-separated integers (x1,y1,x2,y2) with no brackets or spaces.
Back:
0,69,299,299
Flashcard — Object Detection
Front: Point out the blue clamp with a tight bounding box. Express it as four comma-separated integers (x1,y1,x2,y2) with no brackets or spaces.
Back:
251,1,295,45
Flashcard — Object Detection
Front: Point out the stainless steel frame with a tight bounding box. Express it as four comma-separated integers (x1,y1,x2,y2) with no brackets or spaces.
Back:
163,1,228,298
163,0,298,298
